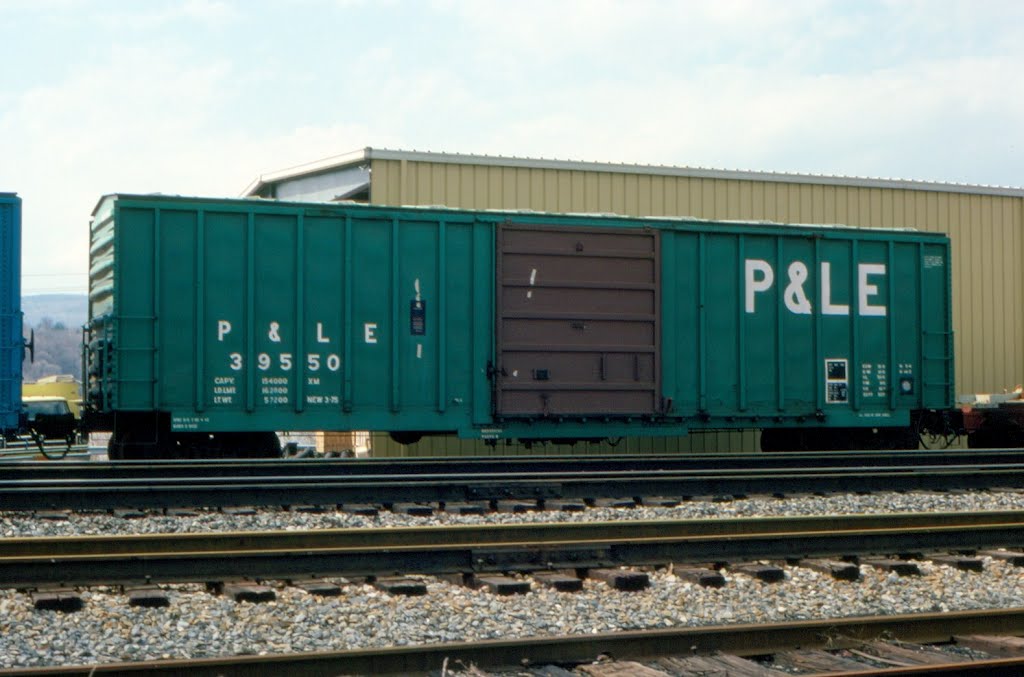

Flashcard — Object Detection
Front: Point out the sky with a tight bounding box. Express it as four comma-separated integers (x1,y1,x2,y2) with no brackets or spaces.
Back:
1,0,1021,295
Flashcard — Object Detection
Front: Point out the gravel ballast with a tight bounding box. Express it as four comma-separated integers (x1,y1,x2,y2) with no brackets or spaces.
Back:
2,558,1024,668
4,490,1024,669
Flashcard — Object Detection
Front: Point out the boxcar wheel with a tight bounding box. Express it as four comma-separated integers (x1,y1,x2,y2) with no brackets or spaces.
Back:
389,431,423,446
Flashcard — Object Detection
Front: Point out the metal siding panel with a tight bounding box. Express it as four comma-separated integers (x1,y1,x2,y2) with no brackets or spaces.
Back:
636,175,650,216
369,159,395,205
623,174,637,215
705,179,719,219
763,182,778,221
854,188,870,227
444,164,460,206
1017,198,1024,385
501,168,515,210
409,163,425,203
737,181,752,220
832,186,847,224
596,173,611,212
401,159,413,206
811,184,824,223
462,163,477,208
433,163,447,204
570,171,585,212
769,184,785,221
484,166,500,211
514,167,528,207
881,189,894,228
421,163,435,203
548,171,562,211
925,192,939,233
950,194,962,359
822,185,835,223
557,171,571,213
910,191,925,229
690,180,704,218
609,174,624,215
650,176,665,216
673,177,688,217
969,195,984,390
945,192,967,393
415,163,431,203
898,189,911,227
978,195,993,389
995,197,1011,387
368,160,385,204
583,172,598,211
725,180,739,219
751,182,765,219
787,184,802,222
1014,199,1024,385
983,197,999,387
530,169,544,210
797,184,811,222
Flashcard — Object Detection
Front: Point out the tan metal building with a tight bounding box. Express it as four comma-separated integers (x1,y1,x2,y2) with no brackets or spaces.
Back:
245,148,1024,454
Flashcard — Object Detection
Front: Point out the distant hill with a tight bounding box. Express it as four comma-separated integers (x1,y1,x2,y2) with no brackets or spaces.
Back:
21,295,87,381
22,294,87,329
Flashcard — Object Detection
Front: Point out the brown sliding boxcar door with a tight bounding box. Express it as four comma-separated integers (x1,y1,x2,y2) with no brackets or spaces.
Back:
495,223,660,417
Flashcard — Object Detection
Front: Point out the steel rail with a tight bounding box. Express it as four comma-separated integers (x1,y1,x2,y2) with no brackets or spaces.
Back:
4,513,1024,588
4,509,1023,558
13,461,1024,484
5,448,1024,479
4,608,1024,676
4,465,1024,510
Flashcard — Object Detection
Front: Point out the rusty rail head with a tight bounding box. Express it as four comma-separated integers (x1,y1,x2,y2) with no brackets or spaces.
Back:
6,609,1024,676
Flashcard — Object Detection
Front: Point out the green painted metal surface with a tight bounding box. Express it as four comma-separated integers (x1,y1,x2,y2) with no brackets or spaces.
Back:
0,193,22,435
86,194,952,441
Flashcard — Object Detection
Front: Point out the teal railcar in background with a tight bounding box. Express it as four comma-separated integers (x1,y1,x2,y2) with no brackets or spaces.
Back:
1,193,23,439
83,194,953,458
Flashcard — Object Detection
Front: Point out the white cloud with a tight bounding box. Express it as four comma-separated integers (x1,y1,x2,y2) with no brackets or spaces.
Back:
0,41,397,292
97,0,237,30
2,1,1022,293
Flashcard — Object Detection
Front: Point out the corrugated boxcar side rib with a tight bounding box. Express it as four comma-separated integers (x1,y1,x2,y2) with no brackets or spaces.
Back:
658,225,952,430
98,197,493,435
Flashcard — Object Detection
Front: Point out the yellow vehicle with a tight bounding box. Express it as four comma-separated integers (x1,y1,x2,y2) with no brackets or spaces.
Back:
23,375,81,418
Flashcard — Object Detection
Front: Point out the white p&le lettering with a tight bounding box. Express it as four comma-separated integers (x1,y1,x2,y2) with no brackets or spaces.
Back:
745,259,887,317
317,322,331,343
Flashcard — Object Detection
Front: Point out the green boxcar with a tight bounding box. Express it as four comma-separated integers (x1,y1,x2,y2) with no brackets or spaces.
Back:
84,194,953,458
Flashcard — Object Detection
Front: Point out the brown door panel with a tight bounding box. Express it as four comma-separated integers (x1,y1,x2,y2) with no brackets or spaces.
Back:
495,223,661,418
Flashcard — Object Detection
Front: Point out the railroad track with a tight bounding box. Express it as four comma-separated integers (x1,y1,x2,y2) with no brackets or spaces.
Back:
7,448,1024,479
6,609,1024,676
6,461,1024,510
0,442,89,462
7,512,1024,674
4,511,1024,588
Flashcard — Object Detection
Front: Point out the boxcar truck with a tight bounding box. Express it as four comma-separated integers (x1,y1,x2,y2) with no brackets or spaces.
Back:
1,193,23,443
82,194,956,459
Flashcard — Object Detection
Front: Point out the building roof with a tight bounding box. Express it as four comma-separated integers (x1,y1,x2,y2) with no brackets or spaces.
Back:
242,147,1024,199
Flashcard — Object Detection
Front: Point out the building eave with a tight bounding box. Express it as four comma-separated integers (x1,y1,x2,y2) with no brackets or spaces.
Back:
244,147,1024,199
